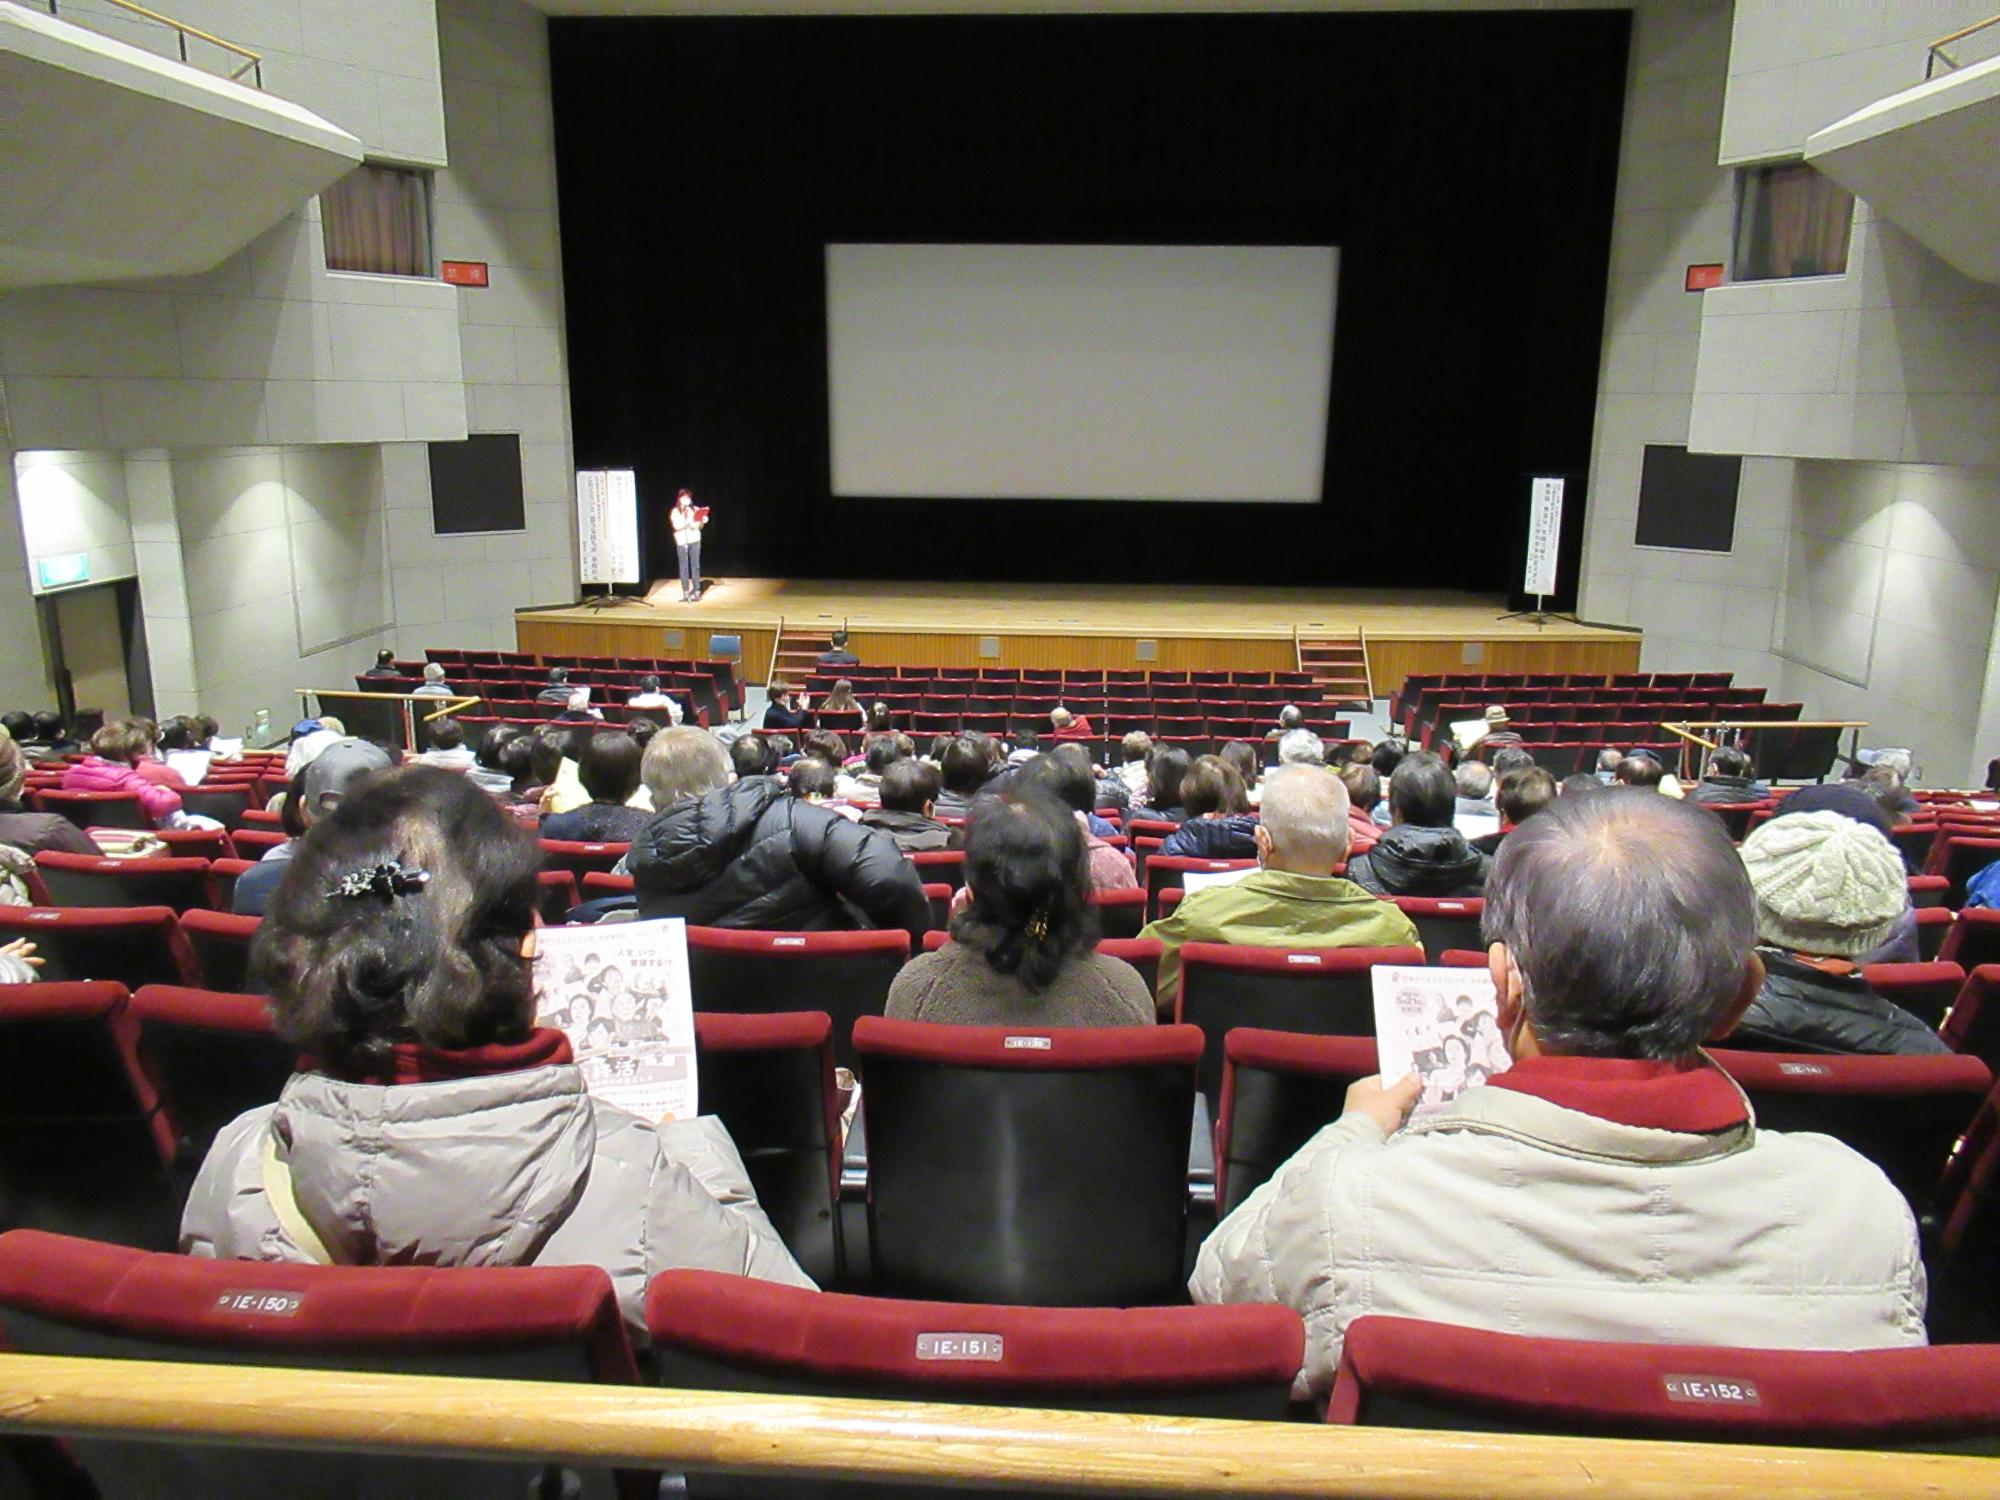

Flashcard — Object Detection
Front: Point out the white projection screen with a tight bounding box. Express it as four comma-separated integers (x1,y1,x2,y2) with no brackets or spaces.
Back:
825,243,1338,503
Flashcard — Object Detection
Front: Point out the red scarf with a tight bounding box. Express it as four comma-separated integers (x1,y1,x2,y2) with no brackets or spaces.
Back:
1488,1054,1747,1134
321,1027,574,1086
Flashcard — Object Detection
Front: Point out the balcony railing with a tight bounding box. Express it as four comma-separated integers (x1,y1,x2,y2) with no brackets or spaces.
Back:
42,0,262,88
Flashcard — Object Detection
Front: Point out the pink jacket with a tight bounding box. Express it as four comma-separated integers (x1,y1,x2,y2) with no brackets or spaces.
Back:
61,756,182,824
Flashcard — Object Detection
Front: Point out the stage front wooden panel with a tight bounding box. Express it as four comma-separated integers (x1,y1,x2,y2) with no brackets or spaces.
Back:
517,579,1641,694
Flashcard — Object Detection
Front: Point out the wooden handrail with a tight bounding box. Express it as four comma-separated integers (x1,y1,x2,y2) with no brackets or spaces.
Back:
47,0,264,85
1927,12,2000,77
0,1353,1993,1497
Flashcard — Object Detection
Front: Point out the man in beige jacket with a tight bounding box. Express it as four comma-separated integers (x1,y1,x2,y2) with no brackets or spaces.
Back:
1191,790,1927,1401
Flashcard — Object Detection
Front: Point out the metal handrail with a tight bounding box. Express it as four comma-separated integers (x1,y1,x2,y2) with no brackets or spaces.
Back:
1926,12,2000,78
43,0,263,87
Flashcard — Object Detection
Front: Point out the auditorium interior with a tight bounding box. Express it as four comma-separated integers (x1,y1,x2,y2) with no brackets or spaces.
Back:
2,0,1999,1492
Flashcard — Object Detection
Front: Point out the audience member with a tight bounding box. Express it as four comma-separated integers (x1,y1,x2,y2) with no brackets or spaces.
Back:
1615,752,1666,790
1191,790,1926,1399
1345,751,1489,898
1562,771,1606,798
859,758,952,851
1008,728,1041,765
534,725,595,815
542,732,653,844
1334,763,1382,855
496,733,541,811
817,630,860,668
361,649,401,680
185,766,812,1332
411,663,454,698
1687,746,1770,805
888,792,1152,1028
32,711,79,756
816,679,865,731
838,733,910,807
555,689,604,723
1159,756,1257,859
1476,705,1523,752
1856,764,1919,826
935,733,997,820
1473,765,1558,855
1014,752,1138,891
467,724,524,795
535,667,576,705
0,729,93,856
417,718,475,771
0,713,33,750
730,734,778,781
1733,810,1947,1055
0,937,41,985
233,739,396,916
1453,761,1496,819
1139,766,1418,1007
1049,706,1094,741
786,757,841,806
1265,705,1305,743
1276,729,1325,768
1219,740,1262,807
763,682,811,731
1594,747,1624,783
629,729,927,944
1117,732,1154,805
627,674,683,725
61,720,184,826
1144,746,1195,824
1370,738,1409,780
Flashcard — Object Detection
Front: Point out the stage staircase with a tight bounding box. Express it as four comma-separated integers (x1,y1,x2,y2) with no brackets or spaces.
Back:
1297,628,1374,710
768,619,834,687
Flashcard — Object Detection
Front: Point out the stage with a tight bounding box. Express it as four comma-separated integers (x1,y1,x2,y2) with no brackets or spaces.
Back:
514,579,1641,696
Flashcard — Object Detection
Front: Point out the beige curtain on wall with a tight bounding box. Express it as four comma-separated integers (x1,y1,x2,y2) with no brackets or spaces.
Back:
321,165,432,277
1736,162,1852,281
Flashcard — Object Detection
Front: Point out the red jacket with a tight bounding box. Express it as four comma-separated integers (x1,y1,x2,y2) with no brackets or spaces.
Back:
1051,716,1095,740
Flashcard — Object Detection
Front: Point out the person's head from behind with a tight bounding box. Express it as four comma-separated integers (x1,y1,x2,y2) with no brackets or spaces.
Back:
1740,809,1906,960
1014,750,1093,817
1255,764,1351,877
1,712,32,744
952,790,1096,994
1388,750,1455,828
1455,762,1493,802
1146,745,1193,810
642,726,730,808
528,729,571,789
1707,746,1752,781
864,732,909,777
1336,762,1379,817
1182,755,1250,817
254,767,543,1080
547,666,569,687
1496,766,1557,828
1277,705,1303,732
1121,731,1151,766
1489,746,1535,778
1277,729,1325,767
422,663,447,686
1483,792,1759,1061
1562,772,1605,798
1049,707,1074,732
879,757,940,817
803,730,847,766
1014,728,1041,755
865,703,892,735
428,718,466,753
297,738,397,830
498,733,537,793
34,710,69,745
156,716,195,753
375,649,395,669
639,674,661,695
579,730,643,807
1856,764,1916,824
940,734,992,796
830,630,849,651
787,757,837,801
766,733,794,761
626,715,660,749
1219,740,1259,793
1616,752,1665,790
1370,738,1408,779
90,719,153,766
477,724,524,772
730,734,776,780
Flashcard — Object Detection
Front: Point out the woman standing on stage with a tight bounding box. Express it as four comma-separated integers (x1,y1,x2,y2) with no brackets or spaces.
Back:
671,490,708,601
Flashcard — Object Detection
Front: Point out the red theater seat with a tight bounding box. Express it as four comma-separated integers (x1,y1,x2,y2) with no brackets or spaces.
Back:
33,851,214,915
1389,895,1484,962
691,1010,845,1286
1940,907,2000,971
1088,884,1148,939
1327,1316,2000,1452
1143,855,1256,921
686,927,908,1071
0,1230,643,1497
1176,942,1425,1106
0,905,199,991
646,1269,1304,1433
538,838,631,881
853,1017,1200,1306
1943,967,2000,1074
28,789,152,831
177,908,263,993
1215,1029,1379,1217
1710,1048,1993,1219
128,984,291,1185
0,984,178,1249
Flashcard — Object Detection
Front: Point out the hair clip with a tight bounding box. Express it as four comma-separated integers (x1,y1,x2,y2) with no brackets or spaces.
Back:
1025,910,1050,942
329,860,430,902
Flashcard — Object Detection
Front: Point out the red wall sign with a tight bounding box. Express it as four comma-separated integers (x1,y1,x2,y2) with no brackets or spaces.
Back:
1684,263,1725,292
440,260,489,287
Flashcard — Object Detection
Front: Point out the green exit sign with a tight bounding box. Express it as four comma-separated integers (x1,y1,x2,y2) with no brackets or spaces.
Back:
35,554,89,590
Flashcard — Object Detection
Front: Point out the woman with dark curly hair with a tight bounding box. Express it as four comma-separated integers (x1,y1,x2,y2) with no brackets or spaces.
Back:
181,766,812,1333
886,789,1152,1027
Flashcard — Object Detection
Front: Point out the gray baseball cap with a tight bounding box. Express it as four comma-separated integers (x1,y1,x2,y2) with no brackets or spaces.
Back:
300,738,396,816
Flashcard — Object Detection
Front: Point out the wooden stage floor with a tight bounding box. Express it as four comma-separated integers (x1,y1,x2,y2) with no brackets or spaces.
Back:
516,579,1641,690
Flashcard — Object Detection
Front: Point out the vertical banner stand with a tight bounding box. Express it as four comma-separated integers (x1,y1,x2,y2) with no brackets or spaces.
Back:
1501,476,1577,625
576,468,645,609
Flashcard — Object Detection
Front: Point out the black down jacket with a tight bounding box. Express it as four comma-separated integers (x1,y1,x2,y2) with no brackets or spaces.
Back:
1732,950,1951,1057
629,777,928,946
1345,824,1489,898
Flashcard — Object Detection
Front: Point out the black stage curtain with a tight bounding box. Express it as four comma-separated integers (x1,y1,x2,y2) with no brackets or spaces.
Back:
550,10,1629,607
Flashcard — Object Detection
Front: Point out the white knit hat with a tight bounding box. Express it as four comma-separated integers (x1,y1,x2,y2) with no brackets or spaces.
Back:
1739,810,1906,958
